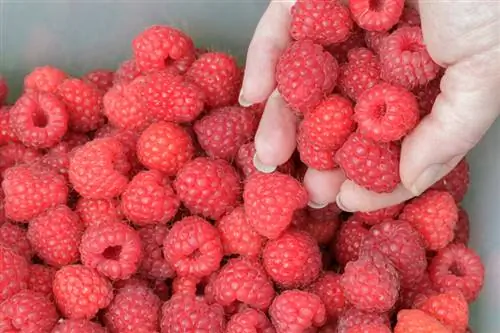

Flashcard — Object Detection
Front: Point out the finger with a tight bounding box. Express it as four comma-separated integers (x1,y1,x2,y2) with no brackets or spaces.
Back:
239,0,295,106
304,168,346,208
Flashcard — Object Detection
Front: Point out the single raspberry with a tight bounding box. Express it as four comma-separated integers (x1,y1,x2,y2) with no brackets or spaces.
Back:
80,222,142,280
297,133,338,170
335,132,401,193
453,208,470,245
52,319,106,333
0,142,41,175
263,229,321,288
341,251,400,313
2,164,68,222
307,272,346,320
243,172,308,239
103,284,161,333
53,265,113,320
400,190,458,251
216,206,265,258
172,275,201,295
398,272,436,310
174,157,241,220
0,222,32,260
194,106,259,160
337,308,391,333
327,25,367,63
113,59,142,85
69,138,130,199
75,198,123,228
431,159,470,203
28,264,55,297
395,309,452,333
27,205,84,267
428,243,485,302
276,40,338,114
380,26,441,90
137,121,194,176
0,76,7,105
292,208,340,245
163,216,223,278
365,31,389,55
334,217,370,265
0,244,29,303
24,66,68,94
0,106,20,145
83,69,114,92
133,25,196,73
186,52,242,108
290,0,353,45
352,203,404,225
138,224,175,280
412,74,441,116
349,0,404,32
0,290,59,332
347,323,392,333
417,291,468,333
270,290,326,333
226,308,275,333
235,142,295,178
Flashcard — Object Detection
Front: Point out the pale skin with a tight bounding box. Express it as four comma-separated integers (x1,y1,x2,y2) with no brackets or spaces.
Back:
240,0,500,212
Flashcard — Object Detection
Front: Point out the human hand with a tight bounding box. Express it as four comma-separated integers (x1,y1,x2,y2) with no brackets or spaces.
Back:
240,0,500,212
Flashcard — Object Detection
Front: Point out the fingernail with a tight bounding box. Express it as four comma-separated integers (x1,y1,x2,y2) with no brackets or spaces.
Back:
336,194,351,212
410,164,444,196
239,91,253,107
307,201,328,209
253,153,277,173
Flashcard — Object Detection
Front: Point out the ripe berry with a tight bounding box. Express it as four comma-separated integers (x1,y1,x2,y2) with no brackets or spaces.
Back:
398,272,437,310
138,225,175,280
24,66,67,94
83,69,114,93
418,291,468,333
395,309,452,333
307,272,346,320
334,217,370,266
27,264,55,298
113,59,142,85
52,319,106,333
226,308,274,333
412,74,441,117
297,131,338,171
0,244,29,303
0,142,41,175
337,308,391,333
352,203,404,225
349,0,404,32
75,198,123,228
365,31,389,55
0,222,33,260
0,106,20,145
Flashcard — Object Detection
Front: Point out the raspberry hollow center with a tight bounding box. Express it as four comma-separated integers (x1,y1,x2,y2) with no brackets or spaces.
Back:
449,262,466,277
103,245,122,260
33,107,49,127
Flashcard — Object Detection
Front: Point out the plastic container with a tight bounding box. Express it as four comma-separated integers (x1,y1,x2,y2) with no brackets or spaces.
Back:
1,1,498,332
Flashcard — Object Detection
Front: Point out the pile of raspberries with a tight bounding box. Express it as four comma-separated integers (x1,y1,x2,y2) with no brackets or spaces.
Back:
0,0,485,332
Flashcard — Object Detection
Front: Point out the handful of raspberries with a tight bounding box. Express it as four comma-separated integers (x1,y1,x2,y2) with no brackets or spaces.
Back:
0,0,485,332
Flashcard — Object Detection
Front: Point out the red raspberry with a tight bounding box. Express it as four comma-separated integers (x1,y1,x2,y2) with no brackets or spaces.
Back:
113,59,142,85
133,25,195,74
137,121,194,176
80,222,142,280
380,26,441,90
69,138,130,199
174,157,241,220
269,290,326,333
290,0,353,45
2,164,68,222
103,284,161,333
0,142,41,175
24,66,67,94
398,272,436,310
0,245,29,302
263,229,321,288
297,132,338,171
94,124,138,154
0,290,59,332
0,222,32,260
276,40,338,114
400,190,458,251
365,31,389,55
161,294,225,332
453,208,470,245
52,319,106,333
172,275,201,295
412,74,441,116
138,225,175,280
417,291,468,333
0,76,7,105
27,205,84,267
243,172,308,239
56,78,105,132
53,265,113,319
352,203,404,225
341,251,400,313
83,69,114,92
395,309,452,333
307,272,346,320
216,206,265,258
334,218,370,266
327,25,367,63
163,216,223,278
335,132,401,193
194,106,259,160
186,52,242,108
338,48,382,101
75,198,123,228
235,142,295,178
337,308,391,333
349,0,404,32
227,308,275,333
28,264,55,297
428,244,485,302
0,106,20,145
347,324,392,333
431,159,470,203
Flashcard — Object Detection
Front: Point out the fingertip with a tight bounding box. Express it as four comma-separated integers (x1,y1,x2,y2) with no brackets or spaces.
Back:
304,168,346,208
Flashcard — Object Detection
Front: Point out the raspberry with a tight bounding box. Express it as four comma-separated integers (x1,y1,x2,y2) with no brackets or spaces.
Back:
263,229,321,288
52,319,106,333
244,172,308,239
0,76,7,105
341,251,400,313
327,25,367,63
297,132,338,171
352,203,404,225
0,290,59,332
174,157,241,220
226,308,274,333
398,272,436,310
418,291,468,333
276,40,338,114
186,52,242,108
83,69,114,92
172,275,201,295
337,308,391,333
307,272,346,320
349,0,404,32
431,159,470,203
80,222,142,280
133,25,195,73
269,290,326,333
160,294,225,333
69,138,130,199
163,216,223,278
412,74,441,116
28,264,55,297
35,142,72,176
380,26,441,90
194,106,259,160
94,124,138,153
365,31,389,55
0,222,32,260
400,190,458,251
0,106,20,145
113,59,142,85
334,218,370,266
395,309,452,333
290,0,353,45
24,66,67,94
56,78,105,132
138,224,175,280
2,164,68,222
27,205,84,267
216,206,265,258
53,265,113,320
236,142,295,178
293,208,340,245
103,284,161,333
347,324,392,333
0,142,41,175
75,198,123,228
137,121,194,176
428,244,485,302
453,208,470,245
335,132,401,193
0,245,29,303
212,258,275,310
